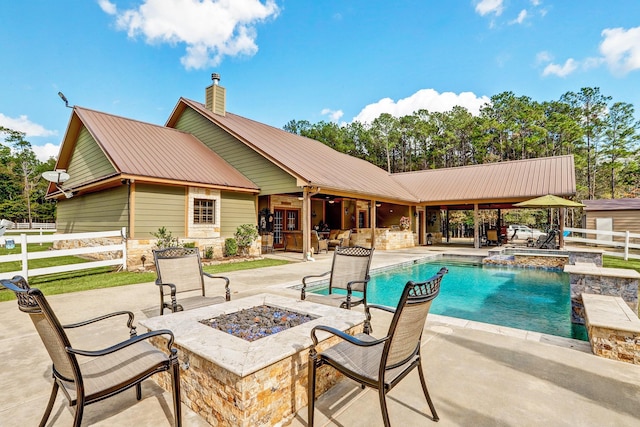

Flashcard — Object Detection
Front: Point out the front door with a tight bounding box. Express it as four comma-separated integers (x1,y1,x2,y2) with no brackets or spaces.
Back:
274,208,300,249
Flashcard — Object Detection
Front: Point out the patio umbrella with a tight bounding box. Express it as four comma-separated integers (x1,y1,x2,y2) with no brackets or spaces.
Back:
513,194,585,208
513,195,585,248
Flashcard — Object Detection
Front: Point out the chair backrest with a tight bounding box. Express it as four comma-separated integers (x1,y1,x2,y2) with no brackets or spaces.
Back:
329,246,374,293
0,276,79,383
487,229,498,241
153,247,205,296
383,267,447,369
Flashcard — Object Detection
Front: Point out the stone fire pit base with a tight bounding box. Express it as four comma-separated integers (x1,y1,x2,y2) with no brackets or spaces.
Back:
141,293,365,427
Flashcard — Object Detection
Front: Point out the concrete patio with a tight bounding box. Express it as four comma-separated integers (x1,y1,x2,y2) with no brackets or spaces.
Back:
1,246,639,426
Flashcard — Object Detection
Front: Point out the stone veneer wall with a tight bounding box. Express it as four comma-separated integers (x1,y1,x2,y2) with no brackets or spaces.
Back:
351,228,416,250
150,323,363,427
482,254,569,269
586,323,640,365
569,273,639,324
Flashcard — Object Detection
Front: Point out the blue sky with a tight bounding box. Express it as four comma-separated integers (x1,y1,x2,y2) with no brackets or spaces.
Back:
2,0,640,161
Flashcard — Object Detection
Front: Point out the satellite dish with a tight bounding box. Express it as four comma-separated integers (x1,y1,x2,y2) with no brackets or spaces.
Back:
42,170,70,184
42,170,74,198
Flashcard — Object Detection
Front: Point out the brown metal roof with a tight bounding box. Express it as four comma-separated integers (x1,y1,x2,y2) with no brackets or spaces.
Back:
582,198,640,211
391,155,576,204
172,98,419,202
70,107,259,191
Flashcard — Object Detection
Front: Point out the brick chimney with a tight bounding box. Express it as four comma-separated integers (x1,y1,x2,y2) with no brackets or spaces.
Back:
205,73,226,116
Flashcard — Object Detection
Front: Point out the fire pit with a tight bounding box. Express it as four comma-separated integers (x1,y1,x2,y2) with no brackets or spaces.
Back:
199,305,316,341
140,293,364,427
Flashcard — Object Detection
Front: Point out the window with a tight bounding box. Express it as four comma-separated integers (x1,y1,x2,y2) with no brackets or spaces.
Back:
194,199,215,224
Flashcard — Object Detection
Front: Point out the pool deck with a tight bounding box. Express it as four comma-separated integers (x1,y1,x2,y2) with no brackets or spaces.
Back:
1,245,639,426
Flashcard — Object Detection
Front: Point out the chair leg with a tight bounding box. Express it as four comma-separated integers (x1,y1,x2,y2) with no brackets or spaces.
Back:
308,350,318,426
73,398,85,427
378,387,391,427
39,381,59,427
136,383,142,400
417,361,439,422
171,361,182,427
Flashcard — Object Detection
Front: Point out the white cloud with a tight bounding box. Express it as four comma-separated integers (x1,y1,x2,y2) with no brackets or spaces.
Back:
510,9,528,25
536,51,552,63
599,26,640,76
0,114,57,138
104,0,280,69
475,0,503,17
321,108,344,122
32,143,60,162
98,0,117,15
542,58,578,77
352,89,490,124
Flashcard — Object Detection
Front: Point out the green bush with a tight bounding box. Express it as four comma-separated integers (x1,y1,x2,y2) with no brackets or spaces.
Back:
224,238,237,257
204,246,214,259
183,242,196,248
151,226,180,249
234,224,259,255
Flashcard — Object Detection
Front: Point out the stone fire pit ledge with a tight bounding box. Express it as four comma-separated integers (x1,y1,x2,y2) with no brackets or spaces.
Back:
139,293,366,377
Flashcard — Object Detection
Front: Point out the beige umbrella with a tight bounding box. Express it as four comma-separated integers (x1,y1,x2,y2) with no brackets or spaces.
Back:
513,195,585,248
513,194,585,208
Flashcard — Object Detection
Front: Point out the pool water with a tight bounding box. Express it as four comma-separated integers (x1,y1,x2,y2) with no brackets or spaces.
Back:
312,258,587,341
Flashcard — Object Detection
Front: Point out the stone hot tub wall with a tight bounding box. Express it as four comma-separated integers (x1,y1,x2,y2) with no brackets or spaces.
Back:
150,324,362,427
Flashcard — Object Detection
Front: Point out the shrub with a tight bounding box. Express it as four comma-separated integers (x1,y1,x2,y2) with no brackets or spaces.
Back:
204,246,214,259
151,226,181,249
224,238,238,257
183,242,196,248
234,224,259,255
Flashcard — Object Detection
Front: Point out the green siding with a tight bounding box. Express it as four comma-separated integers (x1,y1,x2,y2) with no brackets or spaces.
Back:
57,185,128,233
220,192,256,238
174,108,297,195
134,184,185,238
66,127,116,187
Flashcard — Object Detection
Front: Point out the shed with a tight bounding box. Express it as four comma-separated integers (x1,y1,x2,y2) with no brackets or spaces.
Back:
582,198,640,241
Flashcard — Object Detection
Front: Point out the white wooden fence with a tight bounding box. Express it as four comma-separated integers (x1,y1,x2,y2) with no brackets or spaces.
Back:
0,228,127,280
564,227,640,261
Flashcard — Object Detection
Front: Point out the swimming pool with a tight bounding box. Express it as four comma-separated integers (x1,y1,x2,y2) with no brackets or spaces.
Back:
311,258,587,340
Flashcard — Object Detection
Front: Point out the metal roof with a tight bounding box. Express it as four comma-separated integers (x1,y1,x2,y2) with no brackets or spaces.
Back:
173,98,420,202
69,107,259,191
582,198,640,211
392,155,576,204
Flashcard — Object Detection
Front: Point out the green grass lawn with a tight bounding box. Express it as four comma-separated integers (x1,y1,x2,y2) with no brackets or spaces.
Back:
603,255,640,273
0,258,291,302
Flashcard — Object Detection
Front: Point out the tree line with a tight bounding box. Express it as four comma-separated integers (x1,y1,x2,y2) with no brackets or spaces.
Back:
0,127,56,225
284,88,640,201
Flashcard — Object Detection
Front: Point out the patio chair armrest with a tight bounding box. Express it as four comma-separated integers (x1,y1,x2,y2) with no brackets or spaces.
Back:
63,310,135,331
310,324,387,347
155,281,177,295
346,278,369,292
302,271,331,286
203,272,231,301
301,271,331,300
67,329,177,357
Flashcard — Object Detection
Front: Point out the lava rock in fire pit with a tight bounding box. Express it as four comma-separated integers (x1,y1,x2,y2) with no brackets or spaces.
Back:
199,305,316,342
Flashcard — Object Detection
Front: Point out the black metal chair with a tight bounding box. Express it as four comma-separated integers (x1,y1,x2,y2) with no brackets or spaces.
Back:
0,275,182,427
153,246,230,315
308,267,448,427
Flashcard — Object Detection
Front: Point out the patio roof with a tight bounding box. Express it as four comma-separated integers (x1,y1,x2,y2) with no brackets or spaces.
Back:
392,155,576,205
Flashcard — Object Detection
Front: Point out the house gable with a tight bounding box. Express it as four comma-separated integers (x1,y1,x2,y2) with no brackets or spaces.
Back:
65,126,117,189
172,106,298,195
